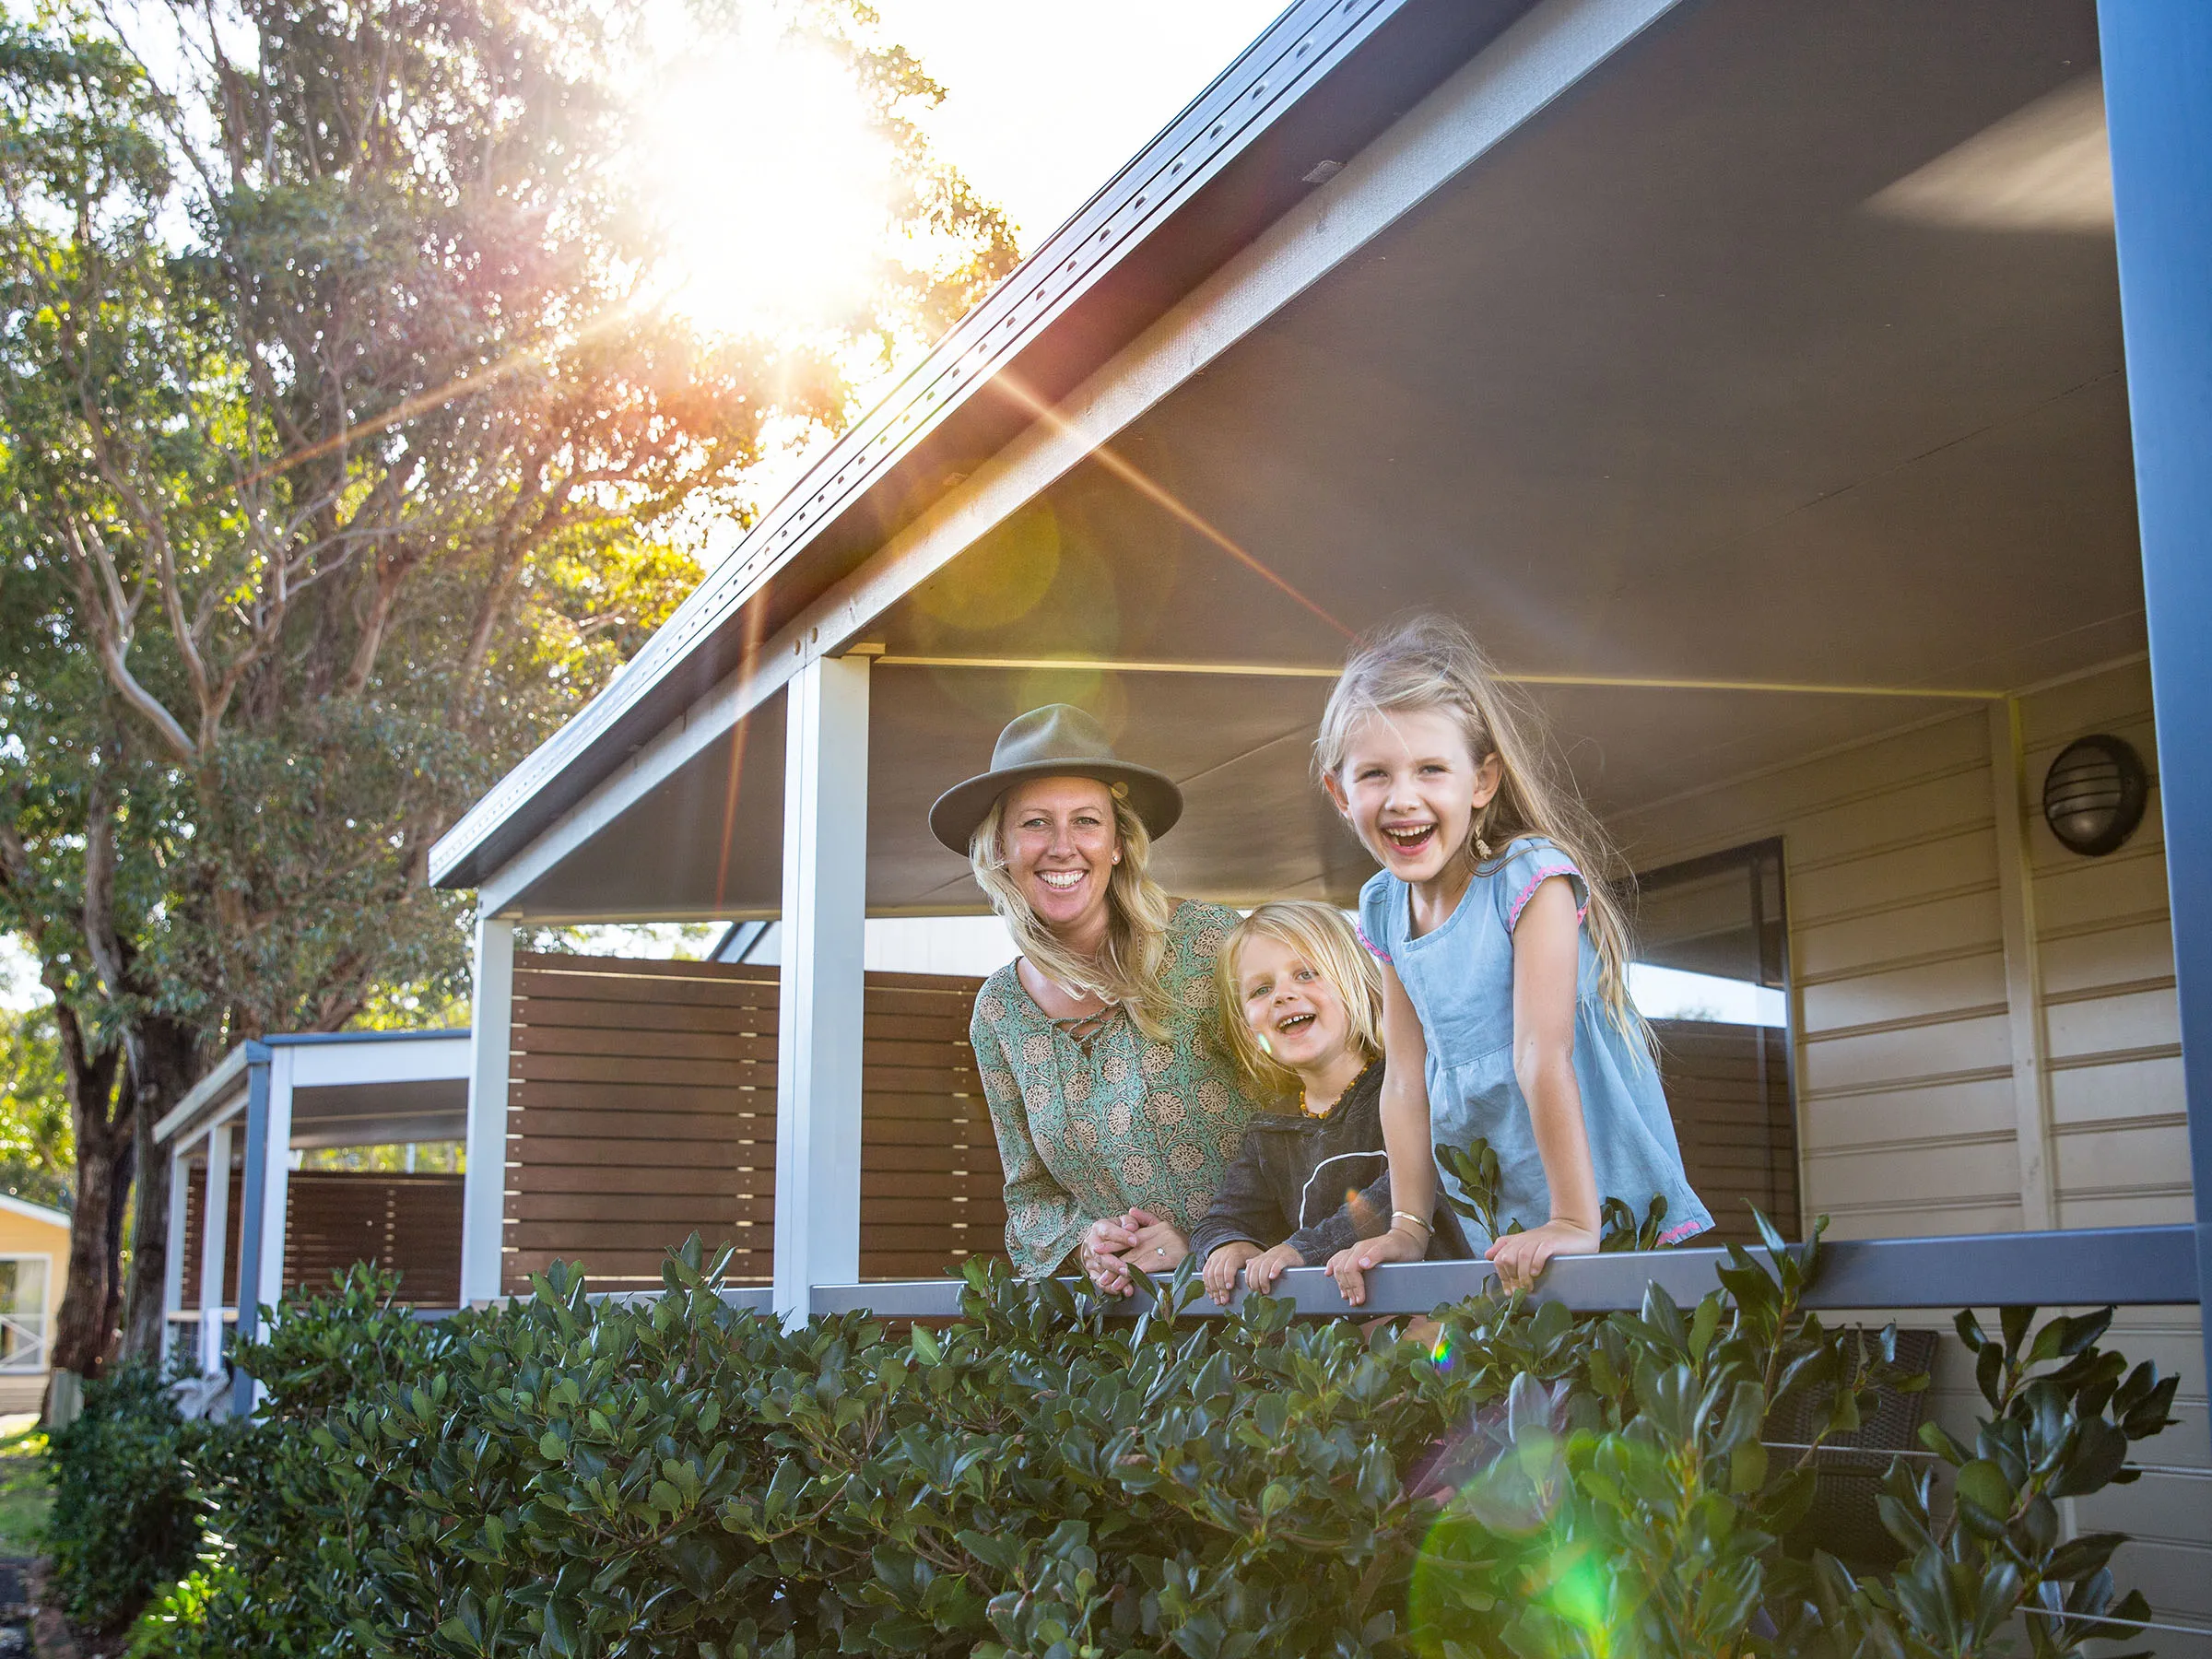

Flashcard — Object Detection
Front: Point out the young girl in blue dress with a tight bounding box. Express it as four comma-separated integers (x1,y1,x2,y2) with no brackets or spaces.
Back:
1315,614,1712,1303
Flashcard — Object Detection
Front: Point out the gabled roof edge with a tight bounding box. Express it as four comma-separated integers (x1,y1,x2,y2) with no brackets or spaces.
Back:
429,0,1526,892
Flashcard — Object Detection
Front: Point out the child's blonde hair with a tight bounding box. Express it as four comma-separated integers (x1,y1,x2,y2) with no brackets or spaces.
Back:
1215,900,1383,1102
970,788,1180,1040
1314,613,1647,1047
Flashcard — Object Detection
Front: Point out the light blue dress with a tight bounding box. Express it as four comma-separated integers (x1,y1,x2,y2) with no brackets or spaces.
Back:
1358,837,1713,1250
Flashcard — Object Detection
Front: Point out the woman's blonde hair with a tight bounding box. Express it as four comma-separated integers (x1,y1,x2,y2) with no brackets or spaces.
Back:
1314,613,1648,1047
1215,900,1383,1102
969,782,1180,1039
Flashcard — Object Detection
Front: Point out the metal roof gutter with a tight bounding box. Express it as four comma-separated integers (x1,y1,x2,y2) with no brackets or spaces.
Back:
429,0,1539,892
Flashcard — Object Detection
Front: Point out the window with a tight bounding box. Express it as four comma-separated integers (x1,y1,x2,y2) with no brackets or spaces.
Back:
0,1255,51,1372
1632,841,1799,1244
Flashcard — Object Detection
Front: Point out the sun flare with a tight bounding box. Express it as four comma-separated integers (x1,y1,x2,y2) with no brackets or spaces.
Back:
636,37,897,337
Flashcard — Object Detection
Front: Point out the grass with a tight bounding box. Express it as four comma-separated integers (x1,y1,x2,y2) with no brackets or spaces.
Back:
0,1419,51,1557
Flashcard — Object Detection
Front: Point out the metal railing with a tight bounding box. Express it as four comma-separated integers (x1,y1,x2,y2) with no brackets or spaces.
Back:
806,1223,2200,1320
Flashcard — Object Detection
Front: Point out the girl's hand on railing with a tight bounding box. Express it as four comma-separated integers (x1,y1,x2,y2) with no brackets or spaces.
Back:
1240,1241,1305,1298
1202,1241,1260,1304
1484,1218,1598,1293
1326,1224,1424,1307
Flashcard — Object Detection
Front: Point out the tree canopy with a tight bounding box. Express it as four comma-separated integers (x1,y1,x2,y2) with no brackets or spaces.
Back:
0,0,1015,1381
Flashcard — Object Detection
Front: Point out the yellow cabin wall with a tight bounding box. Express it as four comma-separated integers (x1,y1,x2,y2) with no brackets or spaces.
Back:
0,1209,67,1260
1610,657,2207,1648
0,1204,65,1416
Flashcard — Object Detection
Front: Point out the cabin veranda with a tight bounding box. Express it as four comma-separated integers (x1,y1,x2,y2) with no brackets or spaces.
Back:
156,0,2209,1646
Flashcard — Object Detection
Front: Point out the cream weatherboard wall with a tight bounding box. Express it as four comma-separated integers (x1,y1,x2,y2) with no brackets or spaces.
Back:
0,1195,67,1416
1611,656,2206,1649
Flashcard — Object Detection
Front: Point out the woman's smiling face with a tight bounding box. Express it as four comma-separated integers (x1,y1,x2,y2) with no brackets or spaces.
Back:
1002,775,1119,939
1236,932,1350,1075
1325,706,1500,887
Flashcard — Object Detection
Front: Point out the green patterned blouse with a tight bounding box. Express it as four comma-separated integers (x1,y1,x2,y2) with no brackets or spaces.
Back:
971,900,1256,1277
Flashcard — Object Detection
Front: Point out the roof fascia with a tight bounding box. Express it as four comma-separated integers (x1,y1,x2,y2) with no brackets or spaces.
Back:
431,0,1547,892
471,0,1688,918
150,1040,269,1147
0,1192,72,1230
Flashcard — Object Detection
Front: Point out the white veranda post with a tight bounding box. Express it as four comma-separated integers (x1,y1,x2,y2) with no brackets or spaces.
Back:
772,651,872,1323
253,1046,297,1314
462,912,517,1305
162,1143,190,1353
196,1123,231,1377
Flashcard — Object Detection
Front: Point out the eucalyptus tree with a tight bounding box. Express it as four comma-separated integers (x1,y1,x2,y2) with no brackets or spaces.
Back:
0,0,1014,1396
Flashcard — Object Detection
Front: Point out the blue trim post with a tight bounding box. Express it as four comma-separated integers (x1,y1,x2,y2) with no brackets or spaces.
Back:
2100,0,2212,1425
228,1045,272,1418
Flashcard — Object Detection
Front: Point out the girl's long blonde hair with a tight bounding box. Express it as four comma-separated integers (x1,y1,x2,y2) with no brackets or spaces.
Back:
1314,613,1647,1047
1215,900,1382,1103
969,785,1180,1039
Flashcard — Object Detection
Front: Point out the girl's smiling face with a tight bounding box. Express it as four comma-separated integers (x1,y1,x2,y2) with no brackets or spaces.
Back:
1324,706,1501,887
1236,933,1352,1077
1001,775,1119,939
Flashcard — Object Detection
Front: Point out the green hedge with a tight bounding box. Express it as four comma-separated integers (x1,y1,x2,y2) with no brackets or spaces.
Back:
84,1222,2181,1659
44,1363,203,1630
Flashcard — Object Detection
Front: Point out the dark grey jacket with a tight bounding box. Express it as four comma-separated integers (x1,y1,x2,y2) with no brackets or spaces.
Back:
1187,1062,1470,1268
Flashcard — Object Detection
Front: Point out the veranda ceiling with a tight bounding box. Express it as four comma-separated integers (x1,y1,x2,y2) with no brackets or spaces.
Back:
505,0,2136,920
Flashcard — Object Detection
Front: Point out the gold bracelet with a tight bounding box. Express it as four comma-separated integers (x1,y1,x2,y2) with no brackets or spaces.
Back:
1391,1210,1432,1234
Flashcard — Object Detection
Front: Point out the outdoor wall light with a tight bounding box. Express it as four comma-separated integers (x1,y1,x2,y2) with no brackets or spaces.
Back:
2041,735,2149,857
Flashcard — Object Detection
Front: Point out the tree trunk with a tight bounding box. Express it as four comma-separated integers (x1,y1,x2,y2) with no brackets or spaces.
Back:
47,997,125,1385
50,1110,127,1377
119,1018,206,1365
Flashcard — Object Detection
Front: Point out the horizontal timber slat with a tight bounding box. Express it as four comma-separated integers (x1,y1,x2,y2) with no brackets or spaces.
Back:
515,1107,776,1140
512,1081,772,1113
506,1194,779,1225
510,1220,771,1253
512,1137,769,1167
515,996,780,1035
518,1026,780,1062
504,958,1006,1295
510,1166,765,1196
515,1053,769,1088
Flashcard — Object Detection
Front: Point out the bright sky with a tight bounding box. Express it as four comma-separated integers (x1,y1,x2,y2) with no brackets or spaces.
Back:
865,2,1290,253
640,1,1288,338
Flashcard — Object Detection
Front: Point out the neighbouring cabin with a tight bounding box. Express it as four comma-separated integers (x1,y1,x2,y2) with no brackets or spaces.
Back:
152,1030,471,1400
0,1194,67,1417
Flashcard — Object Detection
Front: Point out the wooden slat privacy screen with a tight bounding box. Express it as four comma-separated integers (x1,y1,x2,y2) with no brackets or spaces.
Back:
287,1173,464,1305
179,1171,465,1305
502,953,1006,1295
1652,1019,1800,1246
179,1169,243,1304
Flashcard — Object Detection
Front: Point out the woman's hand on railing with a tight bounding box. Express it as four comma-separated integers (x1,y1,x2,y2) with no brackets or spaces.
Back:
1121,1209,1189,1278
1325,1224,1426,1307
1080,1215,1141,1296
1080,1209,1190,1296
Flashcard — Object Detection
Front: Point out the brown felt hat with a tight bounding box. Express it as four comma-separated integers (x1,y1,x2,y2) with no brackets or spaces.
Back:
928,704,1182,854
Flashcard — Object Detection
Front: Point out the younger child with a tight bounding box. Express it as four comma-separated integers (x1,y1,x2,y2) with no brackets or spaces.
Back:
1191,900,1466,1305
1314,615,1712,1302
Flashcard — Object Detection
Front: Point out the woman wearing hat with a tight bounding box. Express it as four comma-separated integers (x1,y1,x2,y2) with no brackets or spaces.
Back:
933,704,1254,1290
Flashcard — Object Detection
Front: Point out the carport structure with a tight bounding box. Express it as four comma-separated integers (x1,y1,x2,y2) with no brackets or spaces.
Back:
429,0,2211,1635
